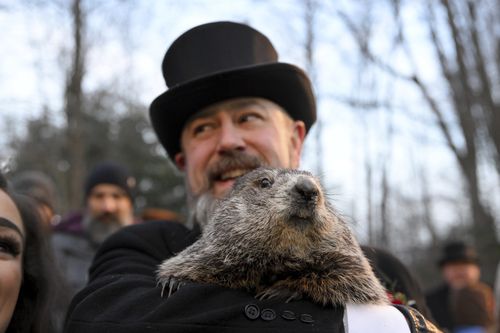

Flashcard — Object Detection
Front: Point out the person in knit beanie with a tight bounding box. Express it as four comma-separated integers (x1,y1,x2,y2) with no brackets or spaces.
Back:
81,161,137,245
52,161,138,296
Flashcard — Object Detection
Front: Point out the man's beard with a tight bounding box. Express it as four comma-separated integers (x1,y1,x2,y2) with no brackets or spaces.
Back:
187,191,218,230
82,212,124,246
186,150,265,229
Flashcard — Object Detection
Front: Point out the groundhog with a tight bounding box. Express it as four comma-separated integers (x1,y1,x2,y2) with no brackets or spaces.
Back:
157,168,388,306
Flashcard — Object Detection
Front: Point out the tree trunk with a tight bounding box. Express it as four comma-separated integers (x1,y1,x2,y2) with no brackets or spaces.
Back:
303,0,322,177
439,0,499,283
466,1,500,178
418,167,440,246
64,0,86,208
379,164,390,247
460,155,499,283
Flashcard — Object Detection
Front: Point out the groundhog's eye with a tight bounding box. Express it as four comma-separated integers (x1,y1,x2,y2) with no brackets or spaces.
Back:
259,177,273,189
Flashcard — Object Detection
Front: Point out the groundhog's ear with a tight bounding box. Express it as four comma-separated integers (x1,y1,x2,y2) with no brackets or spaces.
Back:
175,152,186,171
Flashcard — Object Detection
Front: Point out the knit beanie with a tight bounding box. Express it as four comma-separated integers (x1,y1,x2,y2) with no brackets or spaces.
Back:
84,162,136,201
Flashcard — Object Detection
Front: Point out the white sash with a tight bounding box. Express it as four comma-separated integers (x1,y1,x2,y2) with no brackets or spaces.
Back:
343,304,411,333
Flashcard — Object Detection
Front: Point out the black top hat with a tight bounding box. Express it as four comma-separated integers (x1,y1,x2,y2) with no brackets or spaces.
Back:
150,21,316,160
438,241,479,267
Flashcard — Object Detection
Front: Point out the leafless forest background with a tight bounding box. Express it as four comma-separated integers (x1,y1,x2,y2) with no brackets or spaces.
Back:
1,0,499,288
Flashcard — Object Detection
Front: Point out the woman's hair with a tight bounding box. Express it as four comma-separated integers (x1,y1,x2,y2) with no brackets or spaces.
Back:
0,171,7,189
1,171,68,333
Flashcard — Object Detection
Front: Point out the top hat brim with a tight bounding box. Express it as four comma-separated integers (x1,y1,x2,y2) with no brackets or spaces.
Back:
438,256,479,267
149,62,316,160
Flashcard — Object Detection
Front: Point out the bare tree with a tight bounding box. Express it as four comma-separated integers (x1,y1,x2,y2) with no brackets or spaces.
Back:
338,0,500,282
378,121,393,247
64,0,86,208
302,0,323,177
418,165,440,247
418,0,499,281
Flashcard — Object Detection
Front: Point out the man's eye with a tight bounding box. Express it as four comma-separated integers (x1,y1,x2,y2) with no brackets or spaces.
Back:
193,123,214,136
239,113,260,123
259,178,273,189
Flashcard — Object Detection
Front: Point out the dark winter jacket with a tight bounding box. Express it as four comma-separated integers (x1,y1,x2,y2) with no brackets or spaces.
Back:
52,211,98,296
426,282,495,332
426,284,453,331
64,221,440,333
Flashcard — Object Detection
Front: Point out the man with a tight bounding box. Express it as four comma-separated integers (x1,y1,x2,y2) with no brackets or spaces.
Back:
426,241,494,331
64,22,439,332
52,161,137,296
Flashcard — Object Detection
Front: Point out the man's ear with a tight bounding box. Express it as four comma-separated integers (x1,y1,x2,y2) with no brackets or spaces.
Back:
290,120,306,168
174,152,186,171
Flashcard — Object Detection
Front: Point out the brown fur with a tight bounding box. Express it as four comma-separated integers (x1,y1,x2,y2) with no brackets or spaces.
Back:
157,168,388,306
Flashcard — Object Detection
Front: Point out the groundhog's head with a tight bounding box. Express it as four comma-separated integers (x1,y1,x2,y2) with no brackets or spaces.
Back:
202,168,350,258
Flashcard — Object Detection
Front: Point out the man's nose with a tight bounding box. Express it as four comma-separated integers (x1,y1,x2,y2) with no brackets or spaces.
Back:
100,197,117,213
216,122,245,153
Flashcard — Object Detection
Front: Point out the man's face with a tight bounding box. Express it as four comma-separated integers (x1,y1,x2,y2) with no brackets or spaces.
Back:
84,184,134,244
175,97,306,199
442,262,480,289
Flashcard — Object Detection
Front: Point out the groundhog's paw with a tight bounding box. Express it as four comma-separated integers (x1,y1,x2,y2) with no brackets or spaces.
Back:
158,276,186,298
256,287,303,303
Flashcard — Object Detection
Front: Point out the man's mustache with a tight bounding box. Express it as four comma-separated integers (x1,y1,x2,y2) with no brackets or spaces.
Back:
206,151,264,187
95,212,120,224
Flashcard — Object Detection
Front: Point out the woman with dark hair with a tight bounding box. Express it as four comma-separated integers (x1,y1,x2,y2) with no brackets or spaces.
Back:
0,171,67,332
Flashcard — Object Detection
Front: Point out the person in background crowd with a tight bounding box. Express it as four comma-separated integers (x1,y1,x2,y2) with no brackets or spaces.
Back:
140,207,182,222
426,241,495,332
11,170,60,232
451,282,495,333
64,21,440,332
52,161,138,296
492,251,500,333
0,170,67,332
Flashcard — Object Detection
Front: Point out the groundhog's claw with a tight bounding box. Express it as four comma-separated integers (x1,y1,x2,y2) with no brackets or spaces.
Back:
159,276,185,298
256,287,302,303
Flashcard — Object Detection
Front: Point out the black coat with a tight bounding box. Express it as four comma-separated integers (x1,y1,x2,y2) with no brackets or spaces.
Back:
425,284,453,331
64,221,440,333
64,221,346,333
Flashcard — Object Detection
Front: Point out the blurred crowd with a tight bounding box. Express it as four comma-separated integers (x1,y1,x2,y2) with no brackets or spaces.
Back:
0,163,182,331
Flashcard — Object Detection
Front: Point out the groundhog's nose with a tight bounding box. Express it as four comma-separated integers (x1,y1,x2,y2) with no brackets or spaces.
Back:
294,177,319,203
